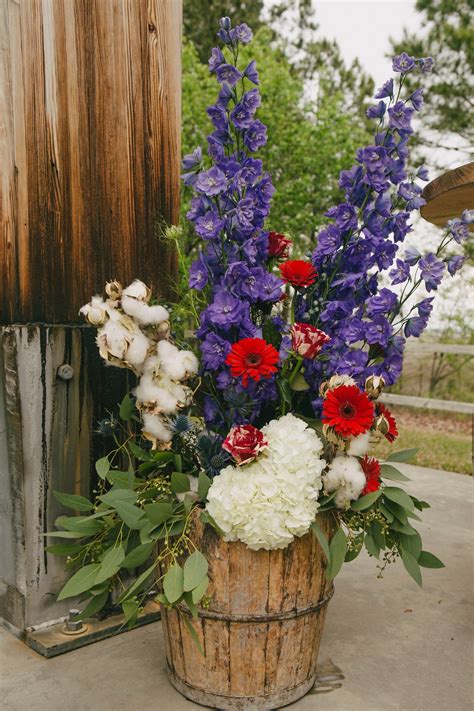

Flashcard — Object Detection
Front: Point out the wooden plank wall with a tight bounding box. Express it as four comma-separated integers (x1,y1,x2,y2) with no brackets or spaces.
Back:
0,0,182,324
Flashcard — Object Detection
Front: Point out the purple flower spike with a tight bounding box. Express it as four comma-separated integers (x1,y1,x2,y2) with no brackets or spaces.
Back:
419,57,435,74
208,47,225,73
392,52,416,73
216,64,242,86
419,253,444,292
230,23,253,44
195,166,227,196
375,79,394,98
195,212,225,240
447,255,465,276
366,101,386,119
447,218,470,243
244,120,267,151
388,101,415,133
389,259,410,285
243,60,259,85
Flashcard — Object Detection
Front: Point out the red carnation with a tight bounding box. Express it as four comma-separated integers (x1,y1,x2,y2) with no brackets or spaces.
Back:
222,424,268,466
291,323,330,359
360,455,381,495
268,231,292,259
225,338,279,387
322,384,374,437
279,260,317,288
377,403,398,442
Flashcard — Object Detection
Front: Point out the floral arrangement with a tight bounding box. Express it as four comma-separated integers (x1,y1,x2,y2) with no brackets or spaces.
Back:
49,18,472,627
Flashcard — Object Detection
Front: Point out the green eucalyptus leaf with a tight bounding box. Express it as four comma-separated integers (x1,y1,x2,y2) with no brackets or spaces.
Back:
289,373,310,391
183,591,198,619
389,519,418,535
277,379,292,404
119,394,135,421
53,491,94,512
182,615,204,656
398,532,422,560
145,502,174,526
326,528,347,581
371,521,386,550
379,502,394,523
117,561,158,603
95,546,125,585
380,464,411,482
114,502,146,530
122,542,155,569
310,521,330,563
183,551,208,592
99,489,137,507
198,471,212,501
129,441,153,461
384,486,415,511
163,563,184,604
364,533,380,559
401,550,422,586
351,489,382,511
57,564,101,601
45,543,85,556
191,575,209,604
171,472,190,494
382,498,408,523
74,590,109,620
95,456,110,480
55,516,103,535
45,530,88,539
418,551,445,569
122,599,140,625
387,448,418,463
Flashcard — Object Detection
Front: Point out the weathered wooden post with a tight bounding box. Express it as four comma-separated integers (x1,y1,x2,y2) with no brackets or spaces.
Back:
0,0,182,636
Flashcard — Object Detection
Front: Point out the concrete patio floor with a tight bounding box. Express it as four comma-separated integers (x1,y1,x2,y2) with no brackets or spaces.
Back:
1,464,473,711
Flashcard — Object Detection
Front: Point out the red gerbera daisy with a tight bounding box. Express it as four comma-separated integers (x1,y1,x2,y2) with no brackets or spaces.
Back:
360,455,381,495
279,260,317,288
377,403,398,442
322,384,374,437
225,338,279,387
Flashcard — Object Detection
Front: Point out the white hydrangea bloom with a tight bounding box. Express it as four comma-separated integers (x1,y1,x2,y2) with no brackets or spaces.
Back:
323,455,366,510
206,413,326,550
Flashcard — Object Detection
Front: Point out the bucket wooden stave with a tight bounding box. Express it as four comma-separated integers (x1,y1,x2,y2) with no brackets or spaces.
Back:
160,511,334,710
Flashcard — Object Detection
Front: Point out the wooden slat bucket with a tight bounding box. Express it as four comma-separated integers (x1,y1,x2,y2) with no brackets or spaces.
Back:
160,511,334,710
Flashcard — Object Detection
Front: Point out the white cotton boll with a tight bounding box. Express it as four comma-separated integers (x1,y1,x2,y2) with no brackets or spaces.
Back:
323,456,366,510
141,413,172,448
177,350,199,379
122,279,151,302
100,320,130,359
125,331,150,369
156,340,187,380
80,296,108,326
135,374,179,414
348,432,370,457
121,295,169,325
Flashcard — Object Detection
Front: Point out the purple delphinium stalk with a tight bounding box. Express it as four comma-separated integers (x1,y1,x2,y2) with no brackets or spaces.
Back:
184,18,283,431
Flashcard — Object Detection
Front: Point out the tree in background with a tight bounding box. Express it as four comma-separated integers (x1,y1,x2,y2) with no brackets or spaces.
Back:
181,4,373,250
391,0,474,162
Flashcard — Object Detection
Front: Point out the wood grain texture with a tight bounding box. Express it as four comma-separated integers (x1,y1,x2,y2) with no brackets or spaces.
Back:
0,0,182,324
161,511,335,708
421,162,474,227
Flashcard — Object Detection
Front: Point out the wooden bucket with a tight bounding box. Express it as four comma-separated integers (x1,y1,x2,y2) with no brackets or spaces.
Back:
160,511,335,710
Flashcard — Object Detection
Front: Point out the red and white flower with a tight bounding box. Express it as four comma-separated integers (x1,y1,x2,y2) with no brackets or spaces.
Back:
222,424,268,465
291,323,330,359
322,384,374,438
268,231,292,259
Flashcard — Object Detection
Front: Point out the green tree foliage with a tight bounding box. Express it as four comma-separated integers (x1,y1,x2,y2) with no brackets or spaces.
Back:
391,0,474,152
183,0,264,63
181,27,371,250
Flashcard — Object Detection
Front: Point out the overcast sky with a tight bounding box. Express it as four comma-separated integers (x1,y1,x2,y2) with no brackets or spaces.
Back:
313,0,421,86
